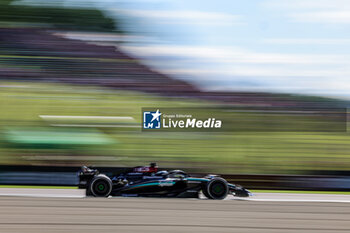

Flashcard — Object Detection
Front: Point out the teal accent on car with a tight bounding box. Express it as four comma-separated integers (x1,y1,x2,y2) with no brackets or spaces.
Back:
186,178,209,182
130,182,159,188
130,181,176,188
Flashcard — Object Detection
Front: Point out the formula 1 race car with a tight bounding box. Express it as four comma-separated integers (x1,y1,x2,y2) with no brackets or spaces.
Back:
78,163,251,200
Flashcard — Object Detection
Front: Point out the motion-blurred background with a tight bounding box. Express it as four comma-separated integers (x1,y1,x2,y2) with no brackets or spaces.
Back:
1,0,350,189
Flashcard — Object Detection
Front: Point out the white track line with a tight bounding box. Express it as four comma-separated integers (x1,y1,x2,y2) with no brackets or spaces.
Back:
235,193,350,203
0,188,85,198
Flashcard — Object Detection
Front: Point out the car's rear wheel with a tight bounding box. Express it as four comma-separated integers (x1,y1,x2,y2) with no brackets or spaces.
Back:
204,178,228,200
89,175,112,197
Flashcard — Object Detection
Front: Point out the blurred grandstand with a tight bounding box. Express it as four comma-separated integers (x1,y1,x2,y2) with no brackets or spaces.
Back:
1,27,345,106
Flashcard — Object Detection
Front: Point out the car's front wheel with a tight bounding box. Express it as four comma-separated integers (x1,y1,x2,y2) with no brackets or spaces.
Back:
204,178,228,200
89,174,112,197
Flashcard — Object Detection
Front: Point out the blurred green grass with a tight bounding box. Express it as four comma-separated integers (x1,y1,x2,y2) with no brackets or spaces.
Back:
0,82,350,174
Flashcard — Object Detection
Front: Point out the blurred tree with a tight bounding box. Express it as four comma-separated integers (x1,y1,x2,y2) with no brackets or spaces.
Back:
0,0,118,32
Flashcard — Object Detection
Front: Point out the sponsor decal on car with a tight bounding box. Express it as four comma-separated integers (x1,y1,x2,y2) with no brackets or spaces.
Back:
158,180,175,187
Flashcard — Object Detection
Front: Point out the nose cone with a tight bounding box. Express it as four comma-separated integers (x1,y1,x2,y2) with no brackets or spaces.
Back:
235,188,252,197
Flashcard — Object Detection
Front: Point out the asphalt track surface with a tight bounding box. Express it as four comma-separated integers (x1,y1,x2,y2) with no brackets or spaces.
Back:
0,188,350,233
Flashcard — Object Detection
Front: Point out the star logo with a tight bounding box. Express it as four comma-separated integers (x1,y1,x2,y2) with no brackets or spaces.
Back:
143,109,162,129
151,109,162,122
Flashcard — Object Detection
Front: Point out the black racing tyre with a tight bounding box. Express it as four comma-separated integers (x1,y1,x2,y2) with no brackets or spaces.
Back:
202,187,211,199
89,174,112,197
205,177,228,200
86,186,93,197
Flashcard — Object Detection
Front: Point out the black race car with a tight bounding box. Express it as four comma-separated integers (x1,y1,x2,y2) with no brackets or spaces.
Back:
78,163,251,200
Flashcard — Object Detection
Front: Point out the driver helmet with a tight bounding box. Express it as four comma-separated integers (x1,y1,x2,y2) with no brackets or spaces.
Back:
155,170,169,177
